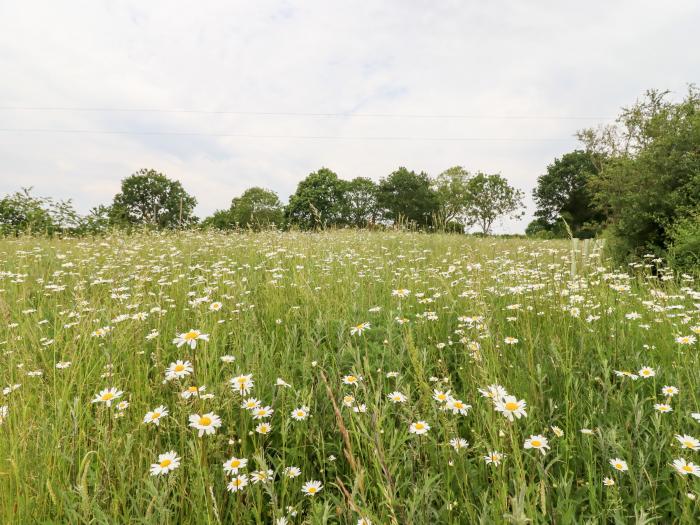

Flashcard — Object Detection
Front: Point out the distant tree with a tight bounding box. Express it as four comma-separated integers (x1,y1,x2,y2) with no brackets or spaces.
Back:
110,169,197,228
343,177,379,227
285,168,346,229
230,187,283,228
433,166,471,228
377,167,439,228
0,187,81,235
463,173,525,235
529,150,603,238
201,209,236,230
81,205,113,234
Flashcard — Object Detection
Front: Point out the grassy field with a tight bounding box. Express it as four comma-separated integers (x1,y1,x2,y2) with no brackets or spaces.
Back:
0,230,699,524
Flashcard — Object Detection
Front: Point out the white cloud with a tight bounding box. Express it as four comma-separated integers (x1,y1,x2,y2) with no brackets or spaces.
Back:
1,0,698,231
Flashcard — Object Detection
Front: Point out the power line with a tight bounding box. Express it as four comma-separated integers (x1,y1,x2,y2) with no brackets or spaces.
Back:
0,127,575,142
0,106,613,120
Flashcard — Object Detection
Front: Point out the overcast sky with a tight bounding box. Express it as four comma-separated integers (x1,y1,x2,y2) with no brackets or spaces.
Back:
1,1,698,232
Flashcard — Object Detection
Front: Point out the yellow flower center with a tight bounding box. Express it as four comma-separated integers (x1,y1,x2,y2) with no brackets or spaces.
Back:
199,416,212,426
102,393,114,400
531,440,541,447
152,412,160,419
188,386,198,392
347,376,356,382
175,364,185,372
230,460,240,467
308,487,317,493
505,402,519,411
684,441,694,448
160,459,172,468
415,423,424,430
184,331,198,340
683,465,693,472
615,463,623,469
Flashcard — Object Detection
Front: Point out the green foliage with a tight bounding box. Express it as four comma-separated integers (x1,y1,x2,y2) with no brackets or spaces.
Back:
0,187,80,236
432,166,471,226
579,87,700,260
377,167,439,228
666,212,700,273
342,177,379,227
285,168,347,229
110,169,197,228
463,172,525,234
200,209,237,230
531,150,604,238
230,187,284,229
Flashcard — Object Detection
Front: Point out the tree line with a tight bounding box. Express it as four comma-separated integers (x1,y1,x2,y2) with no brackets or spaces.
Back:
0,167,525,236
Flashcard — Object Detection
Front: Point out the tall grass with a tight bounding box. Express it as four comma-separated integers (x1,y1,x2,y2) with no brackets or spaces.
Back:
0,231,698,523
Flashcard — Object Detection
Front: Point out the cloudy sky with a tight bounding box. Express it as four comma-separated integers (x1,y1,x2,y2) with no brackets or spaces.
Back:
1,1,698,231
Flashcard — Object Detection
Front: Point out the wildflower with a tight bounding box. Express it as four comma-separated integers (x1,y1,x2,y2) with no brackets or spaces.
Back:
91,387,123,407
284,466,301,478
409,421,430,435
241,398,261,410
165,360,193,381
301,480,323,496
291,406,310,421
173,329,209,349
227,475,249,492
223,456,248,475
342,395,355,407
676,335,697,345
450,438,469,451
220,355,235,363
276,378,292,388
433,389,451,403
230,374,254,395
609,458,628,472
255,422,272,435
209,302,223,311
117,400,129,411
353,404,367,413
342,374,362,386
638,366,655,378
181,385,206,399
551,426,564,437
446,398,471,415
392,289,410,298
672,458,700,477
350,322,370,335
478,384,508,401
661,386,679,397
603,477,615,486
251,469,274,484
149,451,181,476
0,405,8,425
55,361,71,369
692,413,700,422
504,337,519,345
654,403,672,413
188,413,221,436
251,406,274,420
675,434,700,451
484,451,504,466
358,519,372,525
524,435,550,455
494,395,527,421
387,391,407,403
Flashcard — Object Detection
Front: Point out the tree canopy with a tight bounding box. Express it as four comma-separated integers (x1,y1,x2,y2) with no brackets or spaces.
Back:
463,173,525,235
285,168,347,229
377,167,439,228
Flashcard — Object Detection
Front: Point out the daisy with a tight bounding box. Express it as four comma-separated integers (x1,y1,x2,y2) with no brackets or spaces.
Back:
149,451,180,476
450,438,469,451
392,288,410,298
387,391,407,403
446,398,471,416
654,403,673,413
251,469,274,484
638,366,655,378
675,434,700,451
301,480,323,496
478,384,508,402
227,475,249,492
692,413,700,422
255,422,272,435
409,421,430,435
484,451,504,466
672,458,700,477
602,477,615,486
251,406,274,420
230,374,254,395
284,466,301,478
223,456,248,475
291,406,310,421
0,405,8,425
609,458,628,472
676,335,697,345
165,360,193,381
220,355,236,363
524,435,550,455
181,385,206,399
551,426,564,437
494,395,527,421
91,387,123,407
209,302,223,311
188,412,221,437
661,386,679,397
342,374,362,386
504,337,519,345
350,322,370,336
241,398,261,410
173,329,209,349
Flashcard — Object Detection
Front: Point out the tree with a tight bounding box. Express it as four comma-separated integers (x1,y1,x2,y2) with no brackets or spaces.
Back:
200,209,236,230
578,87,700,263
529,150,604,238
0,187,81,236
285,168,346,229
343,177,379,227
110,169,197,228
377,167,439,228
230,187,283,229
432,166,471,228
463,173,525,235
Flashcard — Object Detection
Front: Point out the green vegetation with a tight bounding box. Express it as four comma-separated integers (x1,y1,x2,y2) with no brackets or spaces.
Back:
0,231,698,524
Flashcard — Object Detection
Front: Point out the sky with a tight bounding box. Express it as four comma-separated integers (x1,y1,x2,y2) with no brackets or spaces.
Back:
1,1,699,232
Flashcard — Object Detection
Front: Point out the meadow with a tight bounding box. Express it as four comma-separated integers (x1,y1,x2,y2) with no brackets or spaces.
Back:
0,230,698,524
